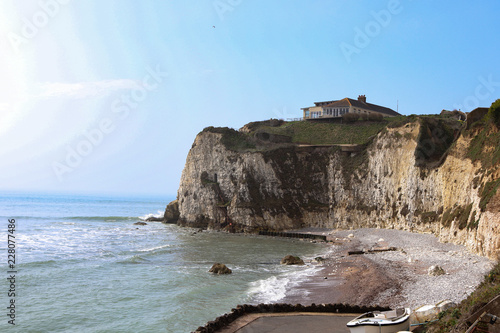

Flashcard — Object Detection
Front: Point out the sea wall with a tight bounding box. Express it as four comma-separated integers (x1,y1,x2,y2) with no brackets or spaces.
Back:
175,120,500,258
192,303,390,333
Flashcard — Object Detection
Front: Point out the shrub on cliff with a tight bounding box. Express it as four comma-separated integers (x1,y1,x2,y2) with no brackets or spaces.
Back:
386,115,417,128
367,113,384,122
466,102,500,168
487,99,500,126
202,126,241,136
414,117,460,168
342,113,360,123
202,126,256,151
240,119,285,133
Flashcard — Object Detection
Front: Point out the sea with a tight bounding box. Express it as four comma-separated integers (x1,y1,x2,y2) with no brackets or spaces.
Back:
0,192,329,332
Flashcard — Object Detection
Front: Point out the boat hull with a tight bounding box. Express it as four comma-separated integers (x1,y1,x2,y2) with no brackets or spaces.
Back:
347,308,411,333
347,322,410,333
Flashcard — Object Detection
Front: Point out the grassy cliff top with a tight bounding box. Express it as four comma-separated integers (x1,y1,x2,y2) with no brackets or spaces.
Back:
202,115,467,152
254,119,392,145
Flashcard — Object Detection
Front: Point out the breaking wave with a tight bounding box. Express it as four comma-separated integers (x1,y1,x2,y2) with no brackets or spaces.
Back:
139,210,164,221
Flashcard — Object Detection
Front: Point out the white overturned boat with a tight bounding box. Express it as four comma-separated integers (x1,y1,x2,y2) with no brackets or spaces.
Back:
346,308,411,333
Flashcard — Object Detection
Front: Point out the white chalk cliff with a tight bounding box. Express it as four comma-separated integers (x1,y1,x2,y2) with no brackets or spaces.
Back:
173,118,500,258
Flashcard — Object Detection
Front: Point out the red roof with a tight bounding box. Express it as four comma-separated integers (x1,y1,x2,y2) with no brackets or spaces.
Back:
324,98,400,116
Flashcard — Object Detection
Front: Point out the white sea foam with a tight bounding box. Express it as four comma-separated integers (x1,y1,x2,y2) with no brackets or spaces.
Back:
248,264,321,303
137,244,171,252
139,210,164,221
248,275,290,303
247,243,334,304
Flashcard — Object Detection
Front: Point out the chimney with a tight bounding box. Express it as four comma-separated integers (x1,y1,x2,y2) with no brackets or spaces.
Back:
358,95,366,103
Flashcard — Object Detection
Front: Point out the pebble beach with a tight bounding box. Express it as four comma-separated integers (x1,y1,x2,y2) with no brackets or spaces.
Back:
280,228,494,310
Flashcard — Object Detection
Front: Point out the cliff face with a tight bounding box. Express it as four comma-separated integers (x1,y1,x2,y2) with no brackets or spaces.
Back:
176,120,500,258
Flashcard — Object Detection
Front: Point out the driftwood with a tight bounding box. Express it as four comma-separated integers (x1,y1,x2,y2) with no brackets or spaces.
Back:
348,247,399,255
347,250,365,255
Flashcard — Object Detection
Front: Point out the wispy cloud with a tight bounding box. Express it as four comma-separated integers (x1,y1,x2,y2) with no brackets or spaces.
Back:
37,79,140,99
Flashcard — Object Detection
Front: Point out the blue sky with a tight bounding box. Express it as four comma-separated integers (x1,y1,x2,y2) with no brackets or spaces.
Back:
0,0,499,197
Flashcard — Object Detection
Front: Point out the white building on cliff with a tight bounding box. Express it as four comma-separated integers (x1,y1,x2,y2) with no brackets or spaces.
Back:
302,95,400,119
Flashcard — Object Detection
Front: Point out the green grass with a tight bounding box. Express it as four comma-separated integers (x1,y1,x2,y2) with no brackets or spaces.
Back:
466,124,500,168
467,210,479,230
202,126,256,151
205,119,399,151
479,179,500,212
414,116,463,168
386,115,417,128
440,204,474,229
418,211,439,224
463,121,500,212
203,115,466,156
259,120,389,145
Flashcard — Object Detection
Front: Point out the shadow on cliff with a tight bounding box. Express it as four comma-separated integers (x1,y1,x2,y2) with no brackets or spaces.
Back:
414,116,463,169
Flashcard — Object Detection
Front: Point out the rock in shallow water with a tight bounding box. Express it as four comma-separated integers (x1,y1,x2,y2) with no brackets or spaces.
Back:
280,255,305,265
164,200,180,224
209,263,232,274
312,257,326,263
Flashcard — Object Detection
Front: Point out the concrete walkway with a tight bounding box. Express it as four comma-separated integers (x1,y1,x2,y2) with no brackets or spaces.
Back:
217,313,357,333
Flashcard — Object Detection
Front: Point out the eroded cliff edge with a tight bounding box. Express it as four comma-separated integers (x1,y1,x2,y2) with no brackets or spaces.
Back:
173,116,500,258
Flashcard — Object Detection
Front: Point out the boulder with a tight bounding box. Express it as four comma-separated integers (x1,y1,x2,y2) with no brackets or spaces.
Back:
428,265,445,276
436,300,456,312
209,263,232,275
164,200,180,224
412,304,439,325
280,255,305,265
134,221,147,225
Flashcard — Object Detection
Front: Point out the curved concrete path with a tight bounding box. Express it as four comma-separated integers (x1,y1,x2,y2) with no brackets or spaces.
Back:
217,313,357,333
